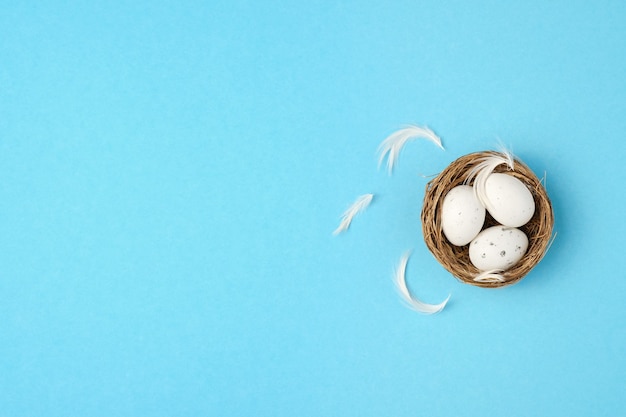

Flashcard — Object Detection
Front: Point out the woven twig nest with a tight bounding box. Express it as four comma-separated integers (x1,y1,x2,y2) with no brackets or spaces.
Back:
421,151,554,288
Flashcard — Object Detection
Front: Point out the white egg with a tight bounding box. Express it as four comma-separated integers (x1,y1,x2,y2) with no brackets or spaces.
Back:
484,173,535,227
469,225,529,271
441,185,486,246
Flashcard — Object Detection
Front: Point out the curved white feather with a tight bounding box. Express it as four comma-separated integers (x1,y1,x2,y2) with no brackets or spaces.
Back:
394,251,450,314
333,193,374,235
473,269,506,283
464,147,515,211
377,125,444,175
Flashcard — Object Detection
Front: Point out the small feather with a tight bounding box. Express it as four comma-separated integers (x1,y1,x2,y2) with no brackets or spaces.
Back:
464,147,515,211
394,251,450,314
473,269,506,283
496,143,515,170
333,193,374,235
377,125,444,175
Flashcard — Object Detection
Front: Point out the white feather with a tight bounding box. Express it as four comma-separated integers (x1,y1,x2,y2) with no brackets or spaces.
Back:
464,147,515,211
333,193,374,235
377,125,444,175
394,251,450,314
473,269,506,283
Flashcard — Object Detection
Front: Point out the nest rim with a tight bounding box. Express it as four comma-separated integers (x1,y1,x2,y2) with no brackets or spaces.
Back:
421,151,554,288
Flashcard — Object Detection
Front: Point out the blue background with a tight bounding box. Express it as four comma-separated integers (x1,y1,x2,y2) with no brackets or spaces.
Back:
1,1,625,416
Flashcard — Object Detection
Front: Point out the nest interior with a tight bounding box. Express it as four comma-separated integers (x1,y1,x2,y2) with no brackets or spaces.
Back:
421,151,554,288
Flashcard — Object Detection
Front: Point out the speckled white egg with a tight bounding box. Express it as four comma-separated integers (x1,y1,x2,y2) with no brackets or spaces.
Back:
484,173,535,227
441,185,486,246
469,225,529,271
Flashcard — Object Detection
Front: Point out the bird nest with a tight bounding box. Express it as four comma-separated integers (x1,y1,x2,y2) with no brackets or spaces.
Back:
421,151,554,288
